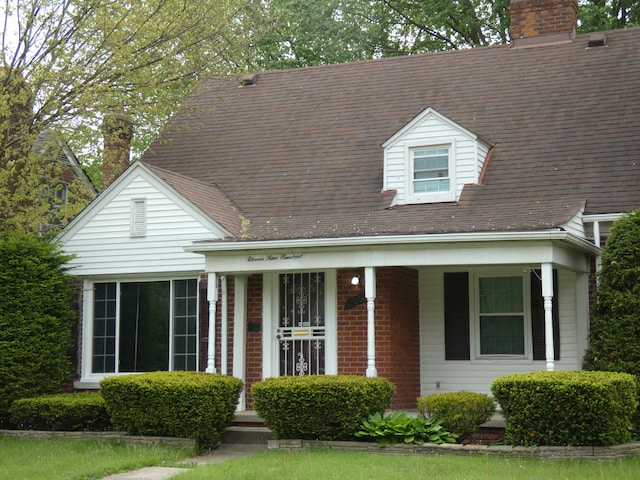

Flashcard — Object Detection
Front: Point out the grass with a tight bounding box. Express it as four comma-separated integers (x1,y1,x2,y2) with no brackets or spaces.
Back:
173,449,640,480
3,437,640,480
0,436,194,480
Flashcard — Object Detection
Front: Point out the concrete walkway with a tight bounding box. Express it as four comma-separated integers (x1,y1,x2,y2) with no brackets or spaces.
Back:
102,443,267,480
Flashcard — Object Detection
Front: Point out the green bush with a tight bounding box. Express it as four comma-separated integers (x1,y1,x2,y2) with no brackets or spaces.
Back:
583,210,640,432
355,411,457,446
251,375,395,440
100,371,243,449
0,230,77,426
417,391,496,436
9,392,112,431
491,370,638,446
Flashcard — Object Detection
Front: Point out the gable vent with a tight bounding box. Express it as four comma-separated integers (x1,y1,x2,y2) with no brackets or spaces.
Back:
130,198,146,237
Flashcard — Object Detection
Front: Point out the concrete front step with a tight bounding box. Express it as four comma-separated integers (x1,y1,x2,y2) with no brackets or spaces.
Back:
222,425,273,445
223,411,273,445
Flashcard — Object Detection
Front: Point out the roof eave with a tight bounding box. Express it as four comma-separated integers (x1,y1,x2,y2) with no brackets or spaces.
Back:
184,229,601,255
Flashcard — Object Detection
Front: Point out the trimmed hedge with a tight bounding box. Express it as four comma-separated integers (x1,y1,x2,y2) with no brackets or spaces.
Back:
100,371,243,449
0,231,77,426
417,391,496,436
492,370,638,446
251,375,395,441
9,392,112,431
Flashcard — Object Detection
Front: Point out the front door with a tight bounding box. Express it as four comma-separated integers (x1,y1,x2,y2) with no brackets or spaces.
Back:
276,272,326,376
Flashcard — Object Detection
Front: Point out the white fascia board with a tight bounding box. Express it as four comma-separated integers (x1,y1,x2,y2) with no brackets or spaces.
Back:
582,213,625,223
185,230,601,255
382,107,479,149
55,162,147,243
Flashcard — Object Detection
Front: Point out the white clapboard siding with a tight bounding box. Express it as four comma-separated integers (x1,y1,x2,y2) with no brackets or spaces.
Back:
419,267,581,397
383,108,490,205
60,166,227,276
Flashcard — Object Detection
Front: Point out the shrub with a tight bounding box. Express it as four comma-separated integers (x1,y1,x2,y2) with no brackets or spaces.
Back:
417,391,496,436
355,411,457,446
0,231,77,426
100,371,243,449
251,375,395,440
583,210,640,432
491,370,638,446
9,392,112,431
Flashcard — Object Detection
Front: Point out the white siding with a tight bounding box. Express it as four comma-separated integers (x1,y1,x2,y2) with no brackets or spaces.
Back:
383,109,490,205
61,172,222,276
419,267,581,397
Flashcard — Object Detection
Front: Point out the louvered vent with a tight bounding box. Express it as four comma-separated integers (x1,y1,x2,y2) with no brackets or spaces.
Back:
131,198,146,237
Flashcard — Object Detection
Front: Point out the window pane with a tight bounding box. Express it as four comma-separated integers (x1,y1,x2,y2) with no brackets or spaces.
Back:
173,279,198,371
480,316,525,355
479,277,523,313
119,281,170,372
92,282,116,373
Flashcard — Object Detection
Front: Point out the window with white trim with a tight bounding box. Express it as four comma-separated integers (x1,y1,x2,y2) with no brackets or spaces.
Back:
91,279,198,374
476,274,528,357
408,145,455,202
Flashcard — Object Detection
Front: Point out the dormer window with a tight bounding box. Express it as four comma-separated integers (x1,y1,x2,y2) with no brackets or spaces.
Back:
412,147,450,194
382,107,490,206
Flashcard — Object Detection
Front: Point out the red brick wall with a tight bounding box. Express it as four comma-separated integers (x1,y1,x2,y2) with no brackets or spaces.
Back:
337,267,420,409
244,274,263,407
509,0,578,38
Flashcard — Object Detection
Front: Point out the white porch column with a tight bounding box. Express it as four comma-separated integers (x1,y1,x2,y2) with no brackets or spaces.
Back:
206,272,218,374
541,263,555,371
220,276,228,375
232,276,248,410
365,266,377,377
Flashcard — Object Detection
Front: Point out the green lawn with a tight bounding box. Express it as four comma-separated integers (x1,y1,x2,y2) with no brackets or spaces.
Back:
174,449,640,480
0,436,194,480
3,437,640,480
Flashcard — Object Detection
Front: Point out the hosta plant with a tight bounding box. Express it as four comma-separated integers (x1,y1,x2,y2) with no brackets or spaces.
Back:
355,411,457,446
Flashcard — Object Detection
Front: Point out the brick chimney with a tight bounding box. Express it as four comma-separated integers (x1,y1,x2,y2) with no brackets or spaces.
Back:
509,0,578,47
102,112,133,188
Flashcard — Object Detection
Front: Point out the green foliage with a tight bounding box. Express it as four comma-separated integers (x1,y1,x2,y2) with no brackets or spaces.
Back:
417,391,496,436
491,370,638,446
251,375,395,440
9,393,112,431
355,410,457,446
100,371,243,449
0,230,76,426
584,211,640,377
583,210,640,432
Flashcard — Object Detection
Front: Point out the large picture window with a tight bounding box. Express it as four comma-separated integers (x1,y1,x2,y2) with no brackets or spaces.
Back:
92,279,198,374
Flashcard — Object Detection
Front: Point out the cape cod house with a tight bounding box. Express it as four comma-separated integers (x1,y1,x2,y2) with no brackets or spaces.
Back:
58,0,640,410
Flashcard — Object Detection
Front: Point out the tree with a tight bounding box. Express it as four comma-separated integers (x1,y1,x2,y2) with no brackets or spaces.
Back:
1,0,249,231
578,0,640,32
0,230,77,425
583,210,640,377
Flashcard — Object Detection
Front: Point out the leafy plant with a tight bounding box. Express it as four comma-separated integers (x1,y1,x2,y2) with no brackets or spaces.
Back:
355,411,457,446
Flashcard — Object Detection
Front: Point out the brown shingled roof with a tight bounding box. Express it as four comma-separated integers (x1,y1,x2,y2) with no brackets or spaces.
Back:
144,163,244,237
140,27,640,241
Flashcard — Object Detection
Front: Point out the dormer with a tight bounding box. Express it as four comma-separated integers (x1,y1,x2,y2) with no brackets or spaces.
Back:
382,108,491,206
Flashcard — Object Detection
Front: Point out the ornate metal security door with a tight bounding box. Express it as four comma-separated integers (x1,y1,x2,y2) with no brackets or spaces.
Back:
276,272,325,376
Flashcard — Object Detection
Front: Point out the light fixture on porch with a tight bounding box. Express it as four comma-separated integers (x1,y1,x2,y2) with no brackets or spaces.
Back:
350,274,360,286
